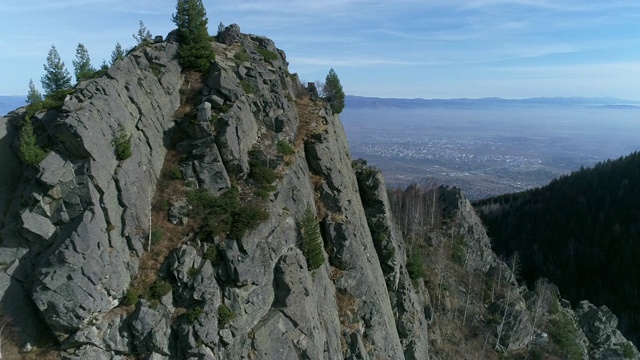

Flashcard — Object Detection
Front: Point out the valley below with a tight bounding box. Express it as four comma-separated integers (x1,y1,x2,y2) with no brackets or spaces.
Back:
341,103,640,199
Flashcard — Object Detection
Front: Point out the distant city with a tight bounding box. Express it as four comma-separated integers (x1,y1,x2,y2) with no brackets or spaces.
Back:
4,94,640,200
342,96,640,200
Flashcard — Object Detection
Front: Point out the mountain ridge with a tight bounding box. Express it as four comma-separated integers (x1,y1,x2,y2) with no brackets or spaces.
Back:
346,94,640,109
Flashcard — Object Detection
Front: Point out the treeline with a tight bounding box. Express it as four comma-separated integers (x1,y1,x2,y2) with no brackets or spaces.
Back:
474,151,640,343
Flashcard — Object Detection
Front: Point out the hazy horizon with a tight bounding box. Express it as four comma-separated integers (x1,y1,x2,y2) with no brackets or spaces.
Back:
341,104,640,199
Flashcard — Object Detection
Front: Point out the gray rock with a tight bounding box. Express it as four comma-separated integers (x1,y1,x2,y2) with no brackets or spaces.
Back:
32,208,131,341
131,300,171,355
179,138,230,194
576,301,640,359
304,110,405,357
60,345,114,360
489,298,535,352
214,97,258,176
217,24,242,45
345,332,371,360
0,115,23,225
208,61,243,102
19,210,57,244
197,101,212,123
165,245,220,304
38,152,75,186
2,40,182,345
63,312,132,353
168,198,190,225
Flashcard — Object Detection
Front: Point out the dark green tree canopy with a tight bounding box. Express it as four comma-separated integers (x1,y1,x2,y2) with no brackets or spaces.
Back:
172,0,215,72
41,45,72,95
323,68,345,114
72,43,96,82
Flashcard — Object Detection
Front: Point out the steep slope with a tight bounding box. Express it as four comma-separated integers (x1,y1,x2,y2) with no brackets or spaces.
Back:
0,24,637,360
0,39,182,351
0,25,420,359
475,151,640,345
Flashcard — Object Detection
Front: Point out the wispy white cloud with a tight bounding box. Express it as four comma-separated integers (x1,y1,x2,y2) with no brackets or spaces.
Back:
0,0,172,14
1,0,639,99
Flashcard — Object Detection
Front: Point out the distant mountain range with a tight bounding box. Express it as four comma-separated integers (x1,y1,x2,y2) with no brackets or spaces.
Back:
346,95,640,109
4,94,639,115
0,95,26,115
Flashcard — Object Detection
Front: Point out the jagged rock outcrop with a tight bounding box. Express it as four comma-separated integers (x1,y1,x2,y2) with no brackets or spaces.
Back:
1,40,182,346
576,301,640,360
0,24,638,360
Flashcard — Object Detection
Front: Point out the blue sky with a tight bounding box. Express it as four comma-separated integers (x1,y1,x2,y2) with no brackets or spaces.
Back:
1,0,639,99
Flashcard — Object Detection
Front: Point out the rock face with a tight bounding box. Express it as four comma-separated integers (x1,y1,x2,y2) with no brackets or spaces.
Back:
0,41,182,344
576,301,640,360
0,24,638,360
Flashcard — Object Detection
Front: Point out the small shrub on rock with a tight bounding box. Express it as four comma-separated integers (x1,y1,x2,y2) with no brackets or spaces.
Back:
257,48,278,62
230,204,268,240
623,342,635,359
42,88,74,110
187,267,200,278
151,279,172,299
218,304,235,328
277,140,295,155
113,124,132,161
168,165,182,180
203,246,218,263
249,160,279,186
122,288,139,306
186,306,203,323
241,79,254,94
233,49,250,62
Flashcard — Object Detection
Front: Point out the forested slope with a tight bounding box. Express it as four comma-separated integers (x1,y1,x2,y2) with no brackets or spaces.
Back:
475,151,640,344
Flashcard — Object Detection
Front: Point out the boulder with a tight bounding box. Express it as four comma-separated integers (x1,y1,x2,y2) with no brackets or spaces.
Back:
168,198,190,225
130,300,171,356
576,301,640,359
217,24,242,45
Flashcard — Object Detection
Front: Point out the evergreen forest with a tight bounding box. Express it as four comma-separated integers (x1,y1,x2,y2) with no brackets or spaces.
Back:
474,151,640,344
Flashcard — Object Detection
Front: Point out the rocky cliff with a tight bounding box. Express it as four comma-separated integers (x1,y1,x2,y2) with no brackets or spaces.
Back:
0,25,637,360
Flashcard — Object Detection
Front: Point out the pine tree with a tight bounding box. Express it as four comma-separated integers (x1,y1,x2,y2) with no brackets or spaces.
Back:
111,42,125,65
41,45,72,95
133,20,152,46
301,206,325,270
26,79,42,104
323,68,345,114
172,0,215,72
19,118,46,165
72,43,96,82
113,124,132,161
